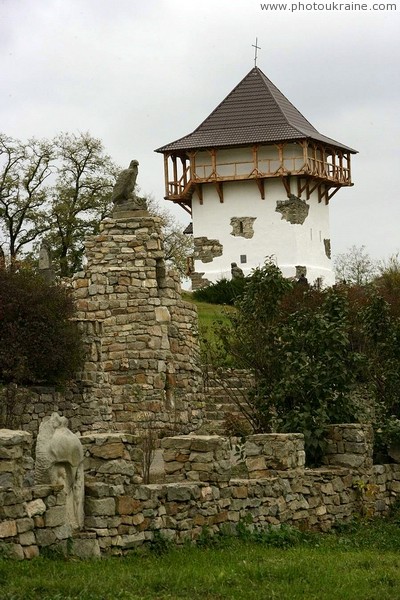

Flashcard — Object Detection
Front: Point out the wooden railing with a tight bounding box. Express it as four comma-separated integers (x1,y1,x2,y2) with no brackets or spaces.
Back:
167,156,351,199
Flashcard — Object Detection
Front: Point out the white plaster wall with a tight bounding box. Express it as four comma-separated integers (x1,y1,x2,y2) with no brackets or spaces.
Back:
192,176,335,287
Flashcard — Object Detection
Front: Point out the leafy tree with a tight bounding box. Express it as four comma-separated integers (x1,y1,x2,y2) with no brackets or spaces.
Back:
215,261,358,463
334,245,377,285
0,134,53,266
207,260,400,463
46,132,119,277
0,131,191,280
0,269,83,386
375,253,400,298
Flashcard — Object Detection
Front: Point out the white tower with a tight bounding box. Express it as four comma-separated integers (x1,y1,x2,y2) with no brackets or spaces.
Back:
155,67,356,288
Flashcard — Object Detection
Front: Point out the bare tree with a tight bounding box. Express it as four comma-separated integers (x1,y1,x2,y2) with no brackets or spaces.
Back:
334,245,377,285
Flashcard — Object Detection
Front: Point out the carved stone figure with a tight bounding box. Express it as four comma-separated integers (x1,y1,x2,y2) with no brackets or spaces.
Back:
112,160,147,210
231,262,244,279
38,243,55,282
35,413,84,529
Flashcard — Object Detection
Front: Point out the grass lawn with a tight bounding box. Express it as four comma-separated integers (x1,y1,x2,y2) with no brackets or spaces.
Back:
182,292,232,329
2,519,400,600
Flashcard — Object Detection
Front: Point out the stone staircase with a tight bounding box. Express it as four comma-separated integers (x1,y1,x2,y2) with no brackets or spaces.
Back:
200,368,254,436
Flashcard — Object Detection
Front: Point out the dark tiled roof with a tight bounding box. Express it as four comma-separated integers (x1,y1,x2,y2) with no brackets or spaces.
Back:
155,67,356,153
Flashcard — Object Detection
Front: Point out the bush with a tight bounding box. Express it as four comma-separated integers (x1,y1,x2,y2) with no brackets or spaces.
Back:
193,277,247,305
212,260,400,465
0,269,83,386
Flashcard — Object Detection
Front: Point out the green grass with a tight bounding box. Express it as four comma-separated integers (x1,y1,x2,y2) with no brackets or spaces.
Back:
182,292,232,330
2,519,400,599
183,292,234,365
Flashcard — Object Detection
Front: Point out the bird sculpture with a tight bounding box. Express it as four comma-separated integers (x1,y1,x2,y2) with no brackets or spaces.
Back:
111,159,139,205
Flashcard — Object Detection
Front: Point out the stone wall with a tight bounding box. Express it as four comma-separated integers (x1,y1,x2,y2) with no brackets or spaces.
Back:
72,209,204,436
0,384,113,437
161,435,231,483
200,368,255,435
323,424,374,470
2,424,400,559
0,208,204,439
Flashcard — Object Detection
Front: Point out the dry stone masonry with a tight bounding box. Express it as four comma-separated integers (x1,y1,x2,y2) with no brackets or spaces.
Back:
161,435,231,483
323,424,373,470
244,433,306,476
0,205,205,438
2,423,400,558
72,208,204,436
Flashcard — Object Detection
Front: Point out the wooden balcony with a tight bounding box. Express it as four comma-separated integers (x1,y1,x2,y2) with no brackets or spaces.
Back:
163,141,353,212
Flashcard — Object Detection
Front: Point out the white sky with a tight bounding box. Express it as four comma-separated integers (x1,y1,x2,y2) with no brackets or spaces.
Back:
1,0,399,261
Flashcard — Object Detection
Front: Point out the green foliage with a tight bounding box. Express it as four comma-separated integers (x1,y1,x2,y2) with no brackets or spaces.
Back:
45,132,118,277
208,259,400,465
149,530,172,556
0,269,83,386
0,132,118,275
236,521,313,548
193,277,247,305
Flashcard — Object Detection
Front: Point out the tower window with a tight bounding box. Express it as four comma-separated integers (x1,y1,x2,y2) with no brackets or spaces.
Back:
240,255,247,264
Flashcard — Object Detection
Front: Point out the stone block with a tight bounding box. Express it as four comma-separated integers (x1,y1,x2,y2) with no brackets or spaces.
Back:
116,496,142,515
35,528,56,547
90,442,127,459
164,461,184,474
167,486,193,502
54,524,73,540
71,538,101,559
16,518,34,533
246,456,267,472
117,532,145,548
25,499,47,518
45,506,66,527
23,545,40,559
85,497,116,516
19,530,36,546
0,520,17,539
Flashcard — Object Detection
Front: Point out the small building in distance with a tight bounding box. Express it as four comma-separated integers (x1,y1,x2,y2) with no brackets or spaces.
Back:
155,66,356,288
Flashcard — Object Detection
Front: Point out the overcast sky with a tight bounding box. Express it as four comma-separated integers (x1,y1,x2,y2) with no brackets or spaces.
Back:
1,0,399,262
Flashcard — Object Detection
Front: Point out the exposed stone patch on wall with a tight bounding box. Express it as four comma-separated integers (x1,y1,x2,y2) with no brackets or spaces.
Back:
324,238,331,259
230,217,256,239
295,265,307,279
193,237,223,263
190,272,211,291
276,195,309,225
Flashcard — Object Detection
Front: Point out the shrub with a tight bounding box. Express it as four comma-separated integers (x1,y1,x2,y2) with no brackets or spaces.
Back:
212,260,400,465
193,277,246,305
0,269,83,386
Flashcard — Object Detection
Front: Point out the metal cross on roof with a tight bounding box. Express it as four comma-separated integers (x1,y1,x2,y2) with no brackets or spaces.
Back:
252,38,261,67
